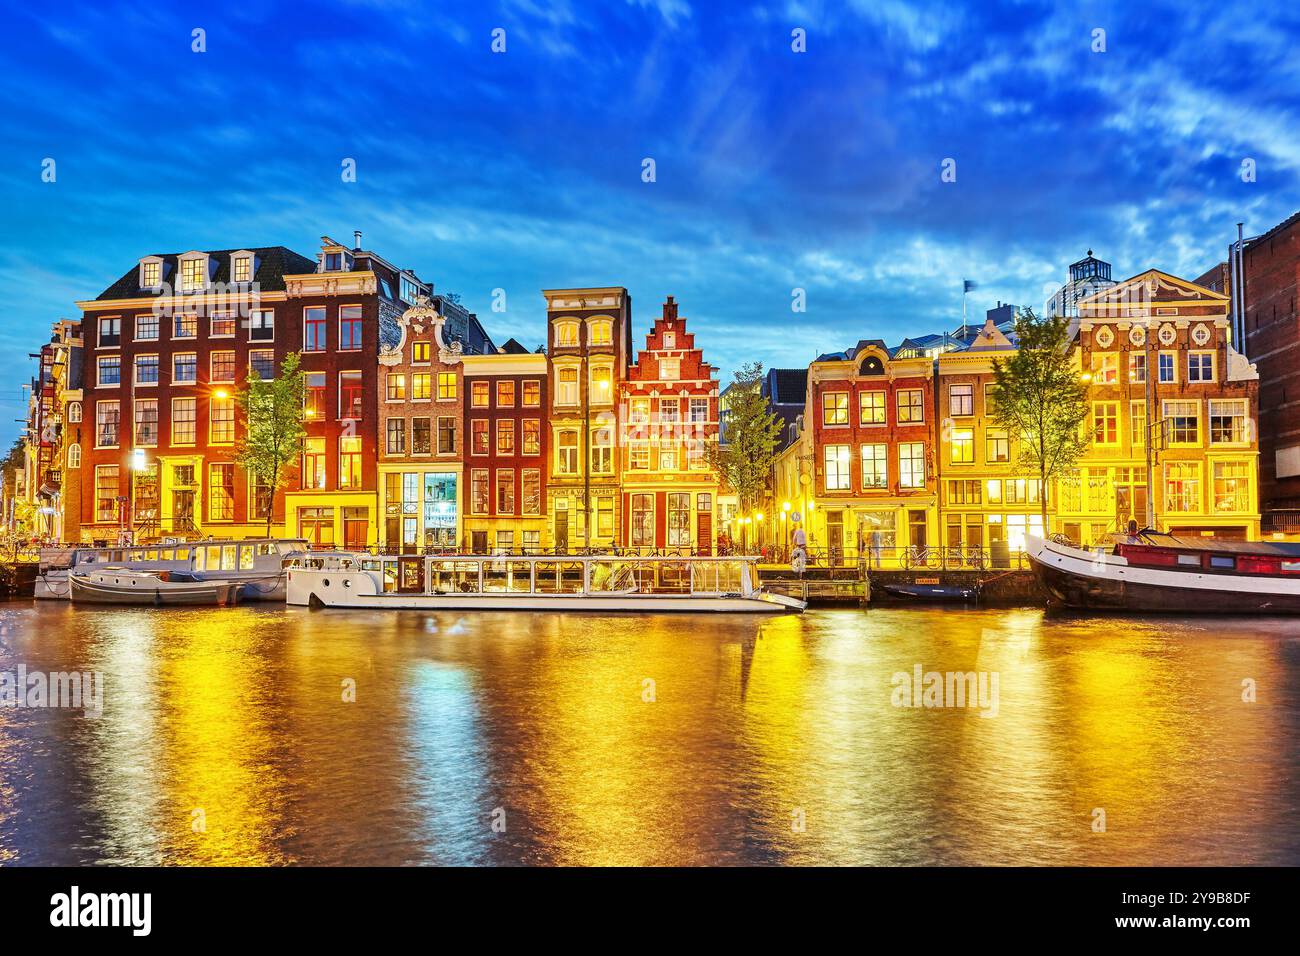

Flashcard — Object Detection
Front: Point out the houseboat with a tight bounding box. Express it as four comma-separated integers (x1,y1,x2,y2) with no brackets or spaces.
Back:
1026,532,1300,614
69,568,242,607
286,553,807,613
36,538,308,601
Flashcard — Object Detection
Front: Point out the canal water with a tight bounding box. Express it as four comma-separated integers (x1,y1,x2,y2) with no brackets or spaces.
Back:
0,603,1296,866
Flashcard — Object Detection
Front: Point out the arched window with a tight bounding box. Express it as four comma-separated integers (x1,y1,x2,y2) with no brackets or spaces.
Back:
588,319,613,346
554,321,579,347
67,443,81,469
67,401,82,423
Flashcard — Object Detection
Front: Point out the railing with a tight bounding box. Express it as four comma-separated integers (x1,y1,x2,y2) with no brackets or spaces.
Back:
1263,512,1300,534
763,545,1032,571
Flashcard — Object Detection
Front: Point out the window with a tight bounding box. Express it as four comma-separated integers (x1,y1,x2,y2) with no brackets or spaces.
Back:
822,392,849,426
471,419,489,455
413,341,431,363
557,368,578,405
1129,352,1147,384
897,389,924,423
687,438,707,469
554,321,579,347
949,384,974,416
591,427,612,473
249,309,274,341
1092,402,1119,445
95,465,119,522
662,330,676,349
339,436,363,489
986,428,1009,463
1164,462,1200,513
824,445,851,490
210,396,235,443
899,442,925,488
174,314,197,338
659,445,678,471
659,358,680,380
233,256,252,283
98,317,121,347
386,373,407,401
400,276,420,303
141,261,161,287
629,398,650,425
67,402,82,423
208,464,234,520
470,469,490,514
1212,461,1250,513
66,443,81,469
1209,399,1248,444
1089,354,1118,385
667,493,691,547
629,442,651,470
471,380,490,408
589,320,613,346
210,351,235,383
631,494,654,547
660,398,681,423
590,366,612,402
304,307,327,351
97,355,121,387
1188,351,1215,383
339,372,363,419
523,419,541,455
522,469,541,516
557,431,578,474
690,398,709,423
173,353,197,384
437,372,457,401
410,373,431,401
948,480,982,505
413,418,434,455
950,428,974,463
251,473,272,521
496,471,515,514
860,391,886,425
1158,352,1176,383
1131,401,1147,448
984,383,998,416
861,444,887,489
134,399,158,446
497,419,516,455
249,350,275,381
302,438,327,490
386,419,406,455
523,380,541,407
1162,400,1199,445
210,313,236,337
135,314,159,341
96,401,120,447
435,417,454,455
172,398,196,445
304,372,326,421
181,257,206,291
339,305,363,350
596,498,614,538
497,380,516,407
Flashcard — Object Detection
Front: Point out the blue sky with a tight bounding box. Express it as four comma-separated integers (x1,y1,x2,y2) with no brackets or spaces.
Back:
2,0,1299,442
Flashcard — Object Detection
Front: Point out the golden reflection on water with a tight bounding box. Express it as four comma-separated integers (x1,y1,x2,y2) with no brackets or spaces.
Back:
0,604,1295,866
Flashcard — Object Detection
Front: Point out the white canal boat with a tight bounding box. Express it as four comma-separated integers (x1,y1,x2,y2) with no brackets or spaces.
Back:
69,568,243,607
36,538,307,601
286,553,806,613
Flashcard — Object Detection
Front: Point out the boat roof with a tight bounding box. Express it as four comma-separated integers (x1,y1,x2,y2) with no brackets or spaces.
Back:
1124,532,1300,557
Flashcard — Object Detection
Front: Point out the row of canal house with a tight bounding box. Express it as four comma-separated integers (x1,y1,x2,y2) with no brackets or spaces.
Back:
48,236,722,553
772,263,1262,564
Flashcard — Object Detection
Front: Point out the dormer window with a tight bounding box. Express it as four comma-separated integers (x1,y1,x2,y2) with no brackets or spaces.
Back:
179,253,209,292
400,276,420,304
231,251,255,283
323,250,351,272
139,258,163,289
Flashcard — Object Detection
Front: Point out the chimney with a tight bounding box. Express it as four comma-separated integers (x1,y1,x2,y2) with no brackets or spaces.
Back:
663,295,678,321
353,230,362,251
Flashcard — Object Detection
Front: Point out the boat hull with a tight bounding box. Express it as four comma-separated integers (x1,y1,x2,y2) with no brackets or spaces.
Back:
39,569,285,601
295,591,802,613
1027,537,1300,614
877,583,978,603
69,575,241,607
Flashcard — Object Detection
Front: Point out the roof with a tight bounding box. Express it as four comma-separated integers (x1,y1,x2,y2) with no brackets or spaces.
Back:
497,337,530,354
94,246,317,300
764,368,807,405
1246,208,1300,249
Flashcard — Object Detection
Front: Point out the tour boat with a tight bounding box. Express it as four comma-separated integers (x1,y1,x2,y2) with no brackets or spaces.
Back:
1026,533,1300,614
286,553,807,613
69,568,242,607
36,538,308,601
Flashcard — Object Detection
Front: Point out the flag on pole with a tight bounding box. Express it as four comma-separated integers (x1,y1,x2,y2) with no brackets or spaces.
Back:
963,279,977,293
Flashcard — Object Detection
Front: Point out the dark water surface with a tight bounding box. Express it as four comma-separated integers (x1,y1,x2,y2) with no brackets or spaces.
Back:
0,603,1297,866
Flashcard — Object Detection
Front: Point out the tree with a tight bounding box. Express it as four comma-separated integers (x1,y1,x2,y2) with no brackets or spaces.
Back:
235,352,307,537
989,308,1089,530
708,362,783,530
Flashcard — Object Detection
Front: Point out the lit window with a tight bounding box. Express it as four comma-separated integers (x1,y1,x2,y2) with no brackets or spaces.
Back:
437,372,457,401
339,371,363,419
208,464,234,520
210,351,235,383
860,444,887,489
497,380,516,407
413,341,431,363
824,444,851,490
172,398,196,444
339,436,363,489
822,392,849,426
897,389,924,423
860,391,886,425
554,322,579,347
211,313,236,336
387,373,407,402
589,320,613,346
557,368,578,405
173,314,197,338
950,428,974,463
210,397,235,443
522,380,541,407
898,442,925,488
180,257,206,291
1092,402,1119,445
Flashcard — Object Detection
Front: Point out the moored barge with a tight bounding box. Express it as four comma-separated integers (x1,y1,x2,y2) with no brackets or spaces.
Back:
1026,532,1300,614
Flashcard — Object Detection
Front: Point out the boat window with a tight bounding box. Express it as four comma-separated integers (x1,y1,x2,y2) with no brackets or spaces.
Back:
382,560,398,592
559,562,585,593
1176,554,1201,567
453,561,481,593
589,561,642,593
175,547,190,562
146,549,159,561
657,562,691,594
691,563,719,594
239,546,255,571
130,550,146,562
483,560,510,592
193,548,205,571
717,561,744,593
533,562,559,593
205,546,221,571
1208,556,1235,570
508,562,533,592
222,545,237,570
1282,560,1300,572
257,543,274,556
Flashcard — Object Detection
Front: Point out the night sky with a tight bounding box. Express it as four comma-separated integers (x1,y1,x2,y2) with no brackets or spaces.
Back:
3,0,1298,441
